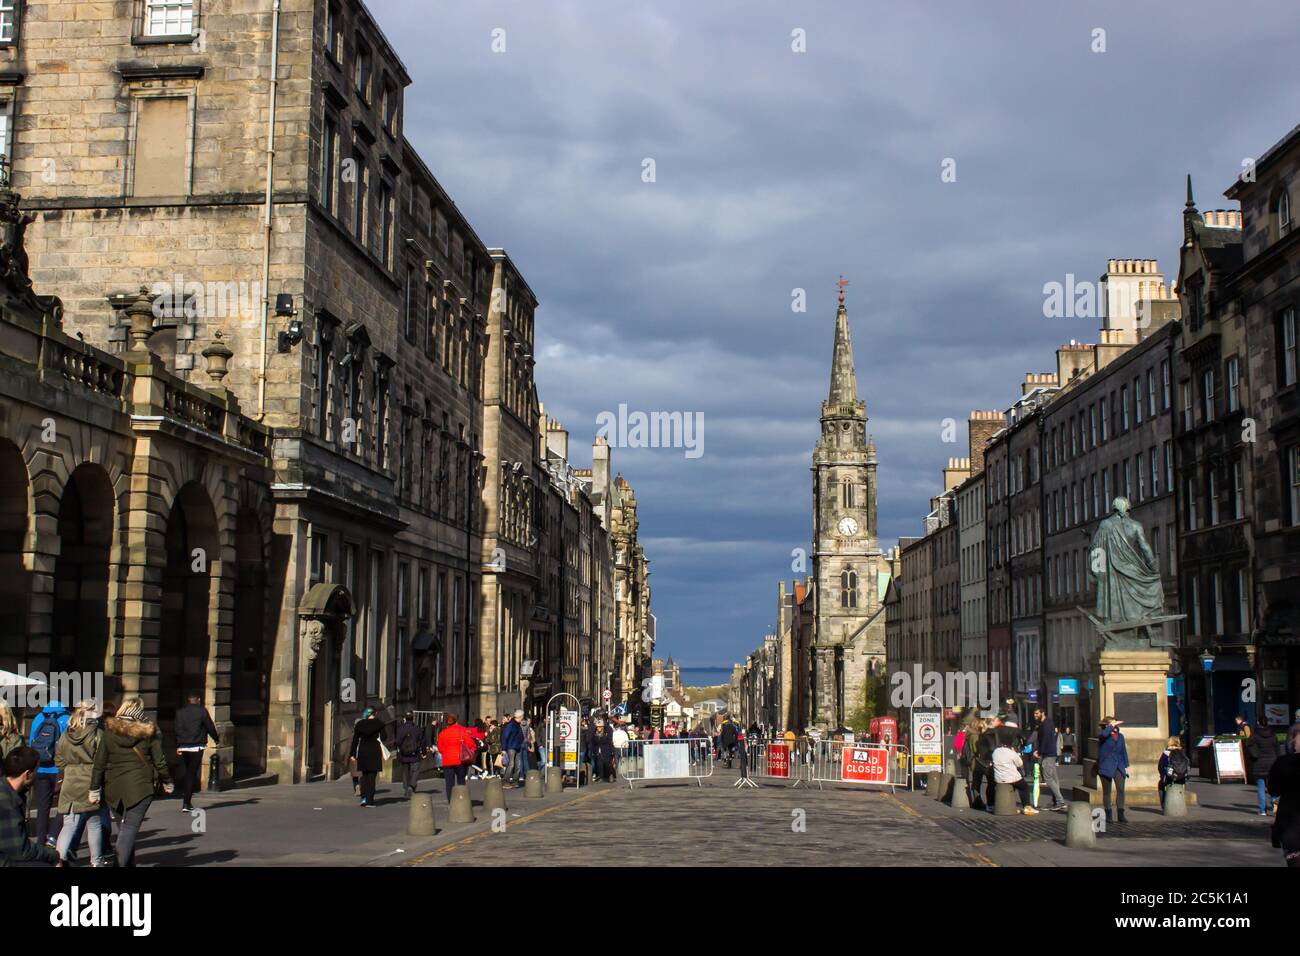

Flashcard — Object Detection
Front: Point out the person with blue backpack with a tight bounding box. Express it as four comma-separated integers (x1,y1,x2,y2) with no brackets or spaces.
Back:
28,698,70,848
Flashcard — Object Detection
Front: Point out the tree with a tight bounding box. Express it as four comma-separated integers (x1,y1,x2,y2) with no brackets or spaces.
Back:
845,670,887,732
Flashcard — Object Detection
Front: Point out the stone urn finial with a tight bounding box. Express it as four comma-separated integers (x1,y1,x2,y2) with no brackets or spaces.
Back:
125,286,159,352
202,329,234,383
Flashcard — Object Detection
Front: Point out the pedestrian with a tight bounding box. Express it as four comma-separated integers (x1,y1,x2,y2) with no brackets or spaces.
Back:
486,717,503,776
436,713,476,802
1244,722,1279,816
719,717,739,768
501,710,525,787
1288,709,1300,755
88,697,174,867
394,712,427,797
589,717,614,782
27,697,70,848
975,717,1000,808
174,692,219,813
1,747,59,867
1061,725,1076,765
1097,716,1130,824
0,700,23,760
965,718,989,809
1266,727,1300,867
1032,707,1065,811
1157,736,1189,808
348,707,386,808
468,718,488,778
992,739,1038,814
525,718,540,768
54,700,113,866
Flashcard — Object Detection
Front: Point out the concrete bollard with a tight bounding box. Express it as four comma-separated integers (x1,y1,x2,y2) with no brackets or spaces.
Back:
524,769,544,798
448,784,474,823
483,776,506,815
1065,801,1097,848
407,793,435,836
994,782,1017,816
950,778,970,809
931,773,950,801
1163,783,1189,818
546,769,564,794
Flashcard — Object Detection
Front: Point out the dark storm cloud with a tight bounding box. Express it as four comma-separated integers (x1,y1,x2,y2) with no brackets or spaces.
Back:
378,0,1300,666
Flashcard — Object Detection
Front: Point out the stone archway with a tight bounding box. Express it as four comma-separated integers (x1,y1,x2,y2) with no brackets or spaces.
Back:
230,508,269,778
158,482,220,746
51,463,115,678
0,439,29,666
299,582,355,780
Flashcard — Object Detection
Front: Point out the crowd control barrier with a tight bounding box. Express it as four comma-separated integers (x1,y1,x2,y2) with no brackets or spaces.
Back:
619,739,714,788
741,738,812,786
810,740,910,791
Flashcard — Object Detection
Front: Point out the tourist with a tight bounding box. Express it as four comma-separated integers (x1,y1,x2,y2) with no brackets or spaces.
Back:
0,700,23,759
28,698,69,848
54,700,113,866
1244,722,1279,815
0,747,59,866
174,692,220,813
1157,736,1189,808
1097,717,1130,824
394,712,427,797
468,718,488,777
719,717,739,768
992,739,1038,814
502,710,525,787
486,717,503,776
1031,707,1065,811
589,716,614,782
964,717,989,809
89,697,174,866
1266,727,1300,867
975,717,1000,808
436,713,477,802
348,707,386,808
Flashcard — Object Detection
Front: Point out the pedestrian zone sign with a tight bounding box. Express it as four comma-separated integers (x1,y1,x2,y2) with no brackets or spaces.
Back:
559,709,578,770
911,709,943,774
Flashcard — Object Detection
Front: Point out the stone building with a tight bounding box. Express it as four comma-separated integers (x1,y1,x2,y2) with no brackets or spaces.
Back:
1223,125,1300,732
956,411,1001,677
775,576,813,732
808,288,887,729
1,0,650,783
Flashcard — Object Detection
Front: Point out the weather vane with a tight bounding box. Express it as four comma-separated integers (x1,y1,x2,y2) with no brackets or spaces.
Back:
836,275,849,306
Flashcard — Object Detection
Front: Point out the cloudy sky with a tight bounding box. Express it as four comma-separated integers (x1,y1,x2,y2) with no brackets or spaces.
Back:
378,0,1300,667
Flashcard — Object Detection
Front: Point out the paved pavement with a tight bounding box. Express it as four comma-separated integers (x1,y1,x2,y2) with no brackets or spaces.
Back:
51,760,1284,867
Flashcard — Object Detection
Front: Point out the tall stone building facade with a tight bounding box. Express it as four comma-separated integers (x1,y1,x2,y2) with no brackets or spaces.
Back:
0,0,649,784
809,290,886,729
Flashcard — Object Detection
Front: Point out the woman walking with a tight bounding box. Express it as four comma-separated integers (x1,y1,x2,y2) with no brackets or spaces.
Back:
0,700,23,759
436,714,476,801
1266,727,1300,867
88,697,173,867
55,701,113,866
349,707,387,807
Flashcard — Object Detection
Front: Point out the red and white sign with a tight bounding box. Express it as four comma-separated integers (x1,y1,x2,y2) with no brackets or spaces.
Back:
841,746,889,783
767,744,790,778
602,689,612,702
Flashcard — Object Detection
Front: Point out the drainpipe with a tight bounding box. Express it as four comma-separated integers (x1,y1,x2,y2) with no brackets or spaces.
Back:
257,0,283,420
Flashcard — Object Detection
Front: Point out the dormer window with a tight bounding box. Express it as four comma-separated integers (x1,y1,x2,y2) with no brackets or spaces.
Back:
145,0,195,37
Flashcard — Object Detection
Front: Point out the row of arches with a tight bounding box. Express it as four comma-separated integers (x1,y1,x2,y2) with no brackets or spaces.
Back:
0,438,274,780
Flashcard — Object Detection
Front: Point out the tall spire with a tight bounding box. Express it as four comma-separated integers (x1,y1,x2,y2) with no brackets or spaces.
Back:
827,279,859,408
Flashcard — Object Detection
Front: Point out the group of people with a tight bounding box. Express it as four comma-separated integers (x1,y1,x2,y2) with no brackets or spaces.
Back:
1,693,219,868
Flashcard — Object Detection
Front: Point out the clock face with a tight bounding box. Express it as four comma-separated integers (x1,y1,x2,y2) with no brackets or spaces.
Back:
837,516,859,537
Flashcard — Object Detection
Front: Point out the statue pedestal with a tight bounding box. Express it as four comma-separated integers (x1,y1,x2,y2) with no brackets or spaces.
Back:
1076,648,1196,807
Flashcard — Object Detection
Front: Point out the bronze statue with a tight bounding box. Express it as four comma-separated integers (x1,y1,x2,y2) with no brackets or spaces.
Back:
1080,497,1181,649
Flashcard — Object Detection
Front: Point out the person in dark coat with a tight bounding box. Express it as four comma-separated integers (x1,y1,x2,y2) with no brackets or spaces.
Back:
1266,729,1300,867
394,712,427,798
589,717,615,782
975,719,1000,808
1,747,59,866
349,708,387,807
88,697,173,866
174,693,220,812
1097,717,1131,824
1244,723,1280,815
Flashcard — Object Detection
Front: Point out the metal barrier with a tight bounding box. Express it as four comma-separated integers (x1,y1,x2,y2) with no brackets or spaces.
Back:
810,740,910,791
741,738,812,787
619,739,714,788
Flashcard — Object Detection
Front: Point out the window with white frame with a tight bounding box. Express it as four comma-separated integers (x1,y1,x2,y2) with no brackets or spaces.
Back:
1150,445,1160,496
1161,359,1171,409
1290,445,1300,527
1237,568,1249,634
1283,308,1297,388
146,0,195,36
1202,368,1216,423
0,1,15,43
1278,189,1292,237
1211,571,1223,635
1207,469,1219,525
1233,460,1244,519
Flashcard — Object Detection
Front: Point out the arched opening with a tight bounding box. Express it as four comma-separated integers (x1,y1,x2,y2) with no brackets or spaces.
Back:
51,463,115,678
231,508,269,778
0,440,30,666
299,583,355,780
159,482,219,751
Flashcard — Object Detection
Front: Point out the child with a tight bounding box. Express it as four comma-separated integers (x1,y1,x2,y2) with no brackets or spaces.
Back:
992,741,1039,815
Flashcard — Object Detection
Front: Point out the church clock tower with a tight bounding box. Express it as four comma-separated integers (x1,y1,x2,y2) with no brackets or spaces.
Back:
810,280,883,728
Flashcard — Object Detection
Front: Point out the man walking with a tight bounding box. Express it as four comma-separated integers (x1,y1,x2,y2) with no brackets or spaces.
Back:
28,699,69,845
1032,707,1065,811
501,710,525,788
174,693,220,812
1,748,59,866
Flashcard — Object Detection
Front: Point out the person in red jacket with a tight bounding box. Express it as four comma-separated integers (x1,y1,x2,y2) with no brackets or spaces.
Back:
436,714,476,802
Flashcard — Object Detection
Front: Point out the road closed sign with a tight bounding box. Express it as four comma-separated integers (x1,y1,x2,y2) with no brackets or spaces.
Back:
912,709,943,774
841,746,889,783
767,743,790,778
